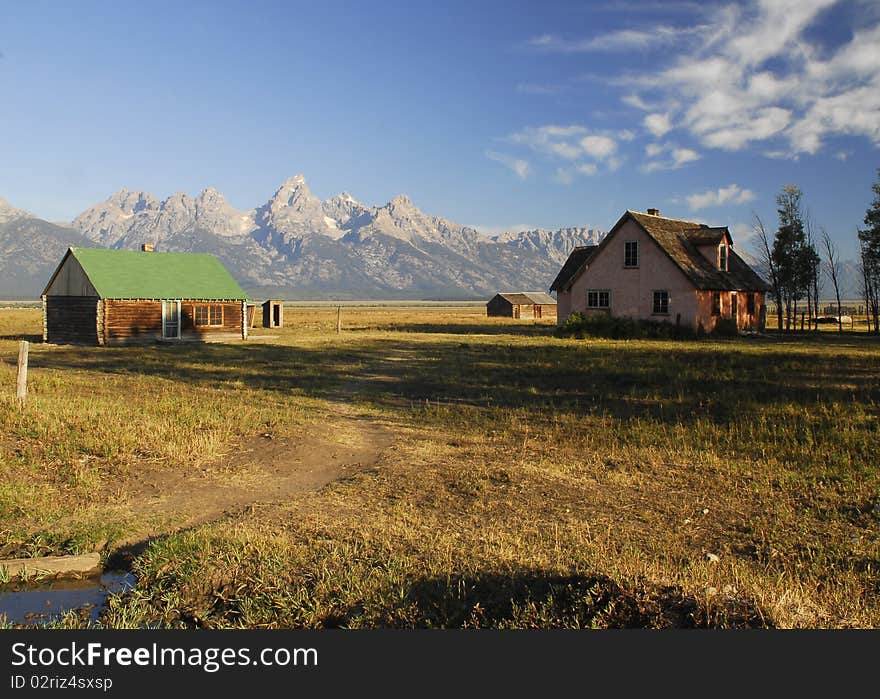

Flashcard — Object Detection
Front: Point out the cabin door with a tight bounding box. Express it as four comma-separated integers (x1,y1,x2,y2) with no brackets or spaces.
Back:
162,300,181,339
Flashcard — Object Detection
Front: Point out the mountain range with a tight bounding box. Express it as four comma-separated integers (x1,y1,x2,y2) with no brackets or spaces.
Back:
0,176,603,300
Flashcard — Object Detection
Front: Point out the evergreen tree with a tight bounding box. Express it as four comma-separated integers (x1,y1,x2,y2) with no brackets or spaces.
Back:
858,168,880,333
772,184,810,331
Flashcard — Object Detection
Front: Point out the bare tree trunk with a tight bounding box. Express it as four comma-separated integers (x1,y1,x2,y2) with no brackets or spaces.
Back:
753,215,783,331
860,255,872,333
821,229,843,334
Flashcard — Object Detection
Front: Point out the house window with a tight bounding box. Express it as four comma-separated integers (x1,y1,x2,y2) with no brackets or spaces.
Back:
747,293,756,315
587,290,610,308
653,290,669,314
195,304,223,326
731,292,738,318
712,292,721,316
624,241,639,267
719,244,728,271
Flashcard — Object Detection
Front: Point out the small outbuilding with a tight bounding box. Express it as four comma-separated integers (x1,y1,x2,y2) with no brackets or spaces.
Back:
262,299,284,328
486,292,557,319
42,247,250,345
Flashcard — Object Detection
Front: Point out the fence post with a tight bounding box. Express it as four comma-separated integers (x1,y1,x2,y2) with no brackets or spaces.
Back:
336,306,342,334
16,340,28,406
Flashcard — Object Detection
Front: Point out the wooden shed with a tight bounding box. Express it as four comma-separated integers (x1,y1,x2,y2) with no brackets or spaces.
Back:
42,247,250,345
262,299,283,328
486,292,557,319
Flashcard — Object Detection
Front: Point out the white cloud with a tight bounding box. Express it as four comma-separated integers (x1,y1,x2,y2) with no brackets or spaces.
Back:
622,93,653,111
527,25,708,53
641,142,701,172
730,221,758,245
555,162,599,185
644,113,672,138
580,135,617,159
486,151,530,179
618,1,880,155
686,183,756,211
507,125,621,173
835,151,850,161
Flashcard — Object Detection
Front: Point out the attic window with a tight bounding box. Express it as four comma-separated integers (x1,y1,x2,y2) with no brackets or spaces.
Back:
719,244,728,271
624,241,639,268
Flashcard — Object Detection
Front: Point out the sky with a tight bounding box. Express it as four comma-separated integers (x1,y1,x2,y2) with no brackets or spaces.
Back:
1,0,879,258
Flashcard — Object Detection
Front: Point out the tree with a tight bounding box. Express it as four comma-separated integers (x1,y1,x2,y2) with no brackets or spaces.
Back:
772,185,812,331
754,214,783,331
804,218,822,331
821,228,843,333
858,168,880,333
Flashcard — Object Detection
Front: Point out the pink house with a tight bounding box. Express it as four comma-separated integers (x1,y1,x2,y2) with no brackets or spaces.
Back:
551,209,768,333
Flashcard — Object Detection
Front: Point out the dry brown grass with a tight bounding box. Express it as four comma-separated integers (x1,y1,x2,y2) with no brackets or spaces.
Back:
1,306,878,628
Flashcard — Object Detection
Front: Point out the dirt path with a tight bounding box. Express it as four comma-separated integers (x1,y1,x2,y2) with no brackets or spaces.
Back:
111,403,394,551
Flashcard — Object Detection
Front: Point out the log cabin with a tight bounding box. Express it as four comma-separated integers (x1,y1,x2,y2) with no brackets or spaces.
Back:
42,247,250,345
551,209,769,333
486,292,557,319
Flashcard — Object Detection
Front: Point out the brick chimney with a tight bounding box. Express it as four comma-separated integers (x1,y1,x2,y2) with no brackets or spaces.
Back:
646,208,660,216
141,243,154,252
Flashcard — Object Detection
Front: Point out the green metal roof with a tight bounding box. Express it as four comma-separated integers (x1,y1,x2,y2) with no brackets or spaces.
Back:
69,247,249,300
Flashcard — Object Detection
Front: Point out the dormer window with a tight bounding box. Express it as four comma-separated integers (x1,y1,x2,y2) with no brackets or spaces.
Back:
719,244,728,271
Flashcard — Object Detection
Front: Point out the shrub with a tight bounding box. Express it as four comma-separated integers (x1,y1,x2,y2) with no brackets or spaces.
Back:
710,317,740,338
556,312,689,340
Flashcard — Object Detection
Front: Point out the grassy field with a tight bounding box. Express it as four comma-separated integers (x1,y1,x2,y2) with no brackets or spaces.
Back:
0,306,878,628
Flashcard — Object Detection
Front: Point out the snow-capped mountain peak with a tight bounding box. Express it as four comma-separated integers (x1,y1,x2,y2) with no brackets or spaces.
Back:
66,174,608,297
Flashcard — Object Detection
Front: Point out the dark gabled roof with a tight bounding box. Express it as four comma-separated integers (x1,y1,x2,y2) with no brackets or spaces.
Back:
491,291,557,305
685,226,728,246
623,211,769,292
550,245,599,291
43,247,249,300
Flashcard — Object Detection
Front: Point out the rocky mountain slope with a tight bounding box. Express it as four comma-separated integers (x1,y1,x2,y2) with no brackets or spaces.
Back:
65,175,605,299
0,197,95,298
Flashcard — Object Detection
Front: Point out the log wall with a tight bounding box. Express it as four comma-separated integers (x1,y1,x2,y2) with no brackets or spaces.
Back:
181,301,243,339
104,300,162,343
45,296,99,345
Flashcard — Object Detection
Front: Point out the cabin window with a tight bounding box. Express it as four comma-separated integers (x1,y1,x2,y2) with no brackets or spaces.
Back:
747,293,756,315
587,290,610,309
712,292,721,316
194,304,223,326
719,244,728,271
624,241,639,268
652,290,669,315
731,292,738,318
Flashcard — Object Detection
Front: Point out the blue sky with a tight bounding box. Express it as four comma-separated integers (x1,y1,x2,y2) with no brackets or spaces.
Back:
1,0,879,257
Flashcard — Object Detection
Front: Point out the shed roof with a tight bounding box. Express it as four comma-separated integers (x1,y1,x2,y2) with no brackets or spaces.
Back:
493,291,556,305
45,247,249,300
550,245,599,291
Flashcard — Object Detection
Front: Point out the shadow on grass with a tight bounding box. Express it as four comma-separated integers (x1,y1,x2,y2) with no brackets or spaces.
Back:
0,334,43,343
25,331,880,428
327,569,771,629
367,322,558,336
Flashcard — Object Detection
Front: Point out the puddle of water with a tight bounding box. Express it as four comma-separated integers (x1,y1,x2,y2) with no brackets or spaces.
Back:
0,572,135,626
